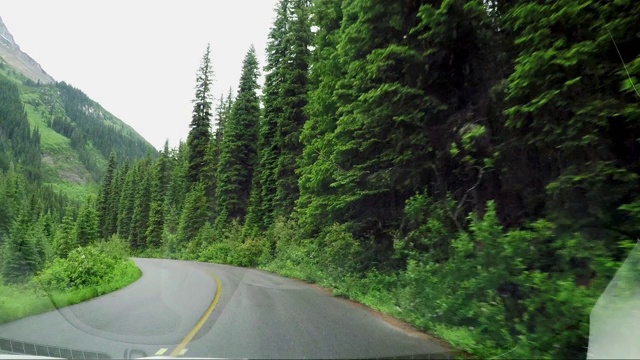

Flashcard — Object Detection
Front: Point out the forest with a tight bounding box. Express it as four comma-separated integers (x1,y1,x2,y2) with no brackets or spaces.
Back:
1,0,639,358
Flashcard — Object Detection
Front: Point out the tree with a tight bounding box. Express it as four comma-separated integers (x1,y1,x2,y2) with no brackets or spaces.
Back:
502,0,640,252
245,0,311,231
216,46,261,222
177,182,209,244
2,211,39,283
116,163,135,239
187,44,214,186
98,152,117,239
296,0,345,235
53,208,78,259
76,196,99,247
273,0,312,219
147,141,171,247
130,156,152,250
164,142,188,234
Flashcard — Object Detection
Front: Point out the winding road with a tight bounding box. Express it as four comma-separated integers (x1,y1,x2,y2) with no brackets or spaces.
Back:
0,258,451,359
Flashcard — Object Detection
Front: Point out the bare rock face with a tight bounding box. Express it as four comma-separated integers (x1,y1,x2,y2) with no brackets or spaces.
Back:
0,15,55,84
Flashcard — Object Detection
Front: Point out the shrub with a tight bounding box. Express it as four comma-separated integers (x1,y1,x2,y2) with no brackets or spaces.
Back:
35,247,117,290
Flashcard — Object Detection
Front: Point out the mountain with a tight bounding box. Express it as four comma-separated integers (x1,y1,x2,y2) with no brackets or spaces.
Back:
0,16,156,200
0,16,54,84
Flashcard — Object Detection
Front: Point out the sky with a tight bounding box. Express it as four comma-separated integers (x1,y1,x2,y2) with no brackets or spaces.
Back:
1,0,278,150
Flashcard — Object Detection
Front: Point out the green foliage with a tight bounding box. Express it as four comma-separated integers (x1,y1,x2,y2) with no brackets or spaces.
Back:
93,1,640,358
187,45,214,186
75,196,99,247
177,182,209,244
215,46,261,222
35,247,117,290
2,211,41,283
52,209,78,259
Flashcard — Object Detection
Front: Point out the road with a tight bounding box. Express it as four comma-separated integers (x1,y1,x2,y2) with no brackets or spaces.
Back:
0,258,451,359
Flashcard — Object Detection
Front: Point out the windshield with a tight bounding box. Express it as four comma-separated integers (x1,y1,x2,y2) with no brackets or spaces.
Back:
0,0,639,359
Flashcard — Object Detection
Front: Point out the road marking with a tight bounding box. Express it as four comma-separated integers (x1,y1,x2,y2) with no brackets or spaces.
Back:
155,348,168,356
170,272,222,357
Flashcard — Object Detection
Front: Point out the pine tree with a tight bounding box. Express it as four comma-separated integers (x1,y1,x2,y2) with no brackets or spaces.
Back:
52,207,78,259
164,142,189,234
245,0,289,231
130,156,152,250
215,46,261,222
76,196,99,247
98,152,117,239
177,182,209,244
273,0,312,219
2,210,39,283
147,141,171,247
116,162,135,238
296,0,345,234
187,44,214,186
502,0,640,249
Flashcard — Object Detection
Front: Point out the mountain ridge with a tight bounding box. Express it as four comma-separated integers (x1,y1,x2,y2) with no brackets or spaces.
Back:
0,16,54,84
0,15,156,200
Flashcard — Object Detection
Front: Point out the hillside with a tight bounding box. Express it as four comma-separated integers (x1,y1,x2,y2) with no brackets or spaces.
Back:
0,15,53,84
0,17,156,200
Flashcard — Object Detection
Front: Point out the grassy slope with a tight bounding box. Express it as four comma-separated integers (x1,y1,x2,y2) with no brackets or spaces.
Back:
0,58,152,201
0,260,141,325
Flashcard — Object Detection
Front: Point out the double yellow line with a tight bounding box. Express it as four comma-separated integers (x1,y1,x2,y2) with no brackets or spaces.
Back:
169,272,222,357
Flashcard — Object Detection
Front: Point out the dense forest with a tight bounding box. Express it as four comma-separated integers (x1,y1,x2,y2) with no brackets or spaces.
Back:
2,0,639,358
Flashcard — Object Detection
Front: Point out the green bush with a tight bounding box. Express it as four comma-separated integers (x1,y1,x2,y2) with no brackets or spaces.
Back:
35,247,117,290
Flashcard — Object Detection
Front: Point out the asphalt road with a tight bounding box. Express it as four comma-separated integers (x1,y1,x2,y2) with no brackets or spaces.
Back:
0,258,451,359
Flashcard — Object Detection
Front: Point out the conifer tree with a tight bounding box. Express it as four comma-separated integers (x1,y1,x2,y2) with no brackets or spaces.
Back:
215,46,261,222
187,44,214,186
2,210,39,283
147,141,171,247
98,152,117,239
76,196,99,247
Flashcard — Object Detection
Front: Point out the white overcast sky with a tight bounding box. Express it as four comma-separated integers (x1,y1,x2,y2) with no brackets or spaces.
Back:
1,0,278,150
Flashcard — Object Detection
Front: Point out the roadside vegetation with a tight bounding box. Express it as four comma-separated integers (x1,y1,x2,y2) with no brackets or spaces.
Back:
0,0,638,358
0,59,149,325
0,236,140,325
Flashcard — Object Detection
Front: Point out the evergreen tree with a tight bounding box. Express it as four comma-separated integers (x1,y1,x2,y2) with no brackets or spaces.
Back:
296,0,345,234
76,196,99,247
245,0,289,231
215,46,261,222
187,44,214,186
52,208,78,259
177,182,209,244
130,156,152,250
2,210,39,283
98,152,117,239
147,141,171,247
164,142,189,234
502,0,640,247
273,0,312,219
116,163,135,238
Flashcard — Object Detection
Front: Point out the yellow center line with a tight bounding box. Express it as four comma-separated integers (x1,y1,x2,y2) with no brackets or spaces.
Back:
170,271,222,357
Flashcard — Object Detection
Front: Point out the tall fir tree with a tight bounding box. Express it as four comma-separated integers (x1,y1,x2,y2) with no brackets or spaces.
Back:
215,46,261,222
245,0,289,231
76,196,99,247
164,142,189,234
273,0,312,219
296,0,345,235
147,141,171,247
187,44,214,187
2,210,39,283
130,156,152,250
177,182,209,244
116,162,134,239
98,152,117,239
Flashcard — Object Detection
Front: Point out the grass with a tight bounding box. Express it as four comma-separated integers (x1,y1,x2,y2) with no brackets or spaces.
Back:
0,260,141,325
